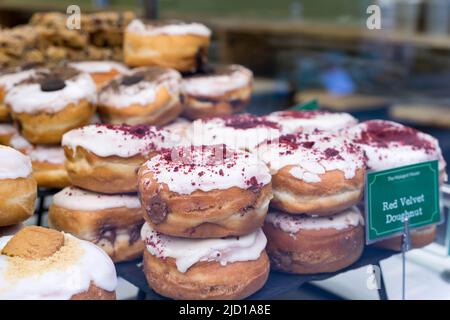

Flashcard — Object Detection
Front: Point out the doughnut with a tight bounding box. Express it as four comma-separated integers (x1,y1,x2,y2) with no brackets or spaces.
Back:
0,66,37,122
265,110,357,134
62,123,174,193
29,146,70,189
0,146,37,227
70,60,129,89
190,114,281,151
346,120,447,250
181,65,253,120
0,226,117,299
5,67,97,144
141,223,269,300
49,187,144,262
256,130,365,215
124,19,211,72
98,67,183,126
138,145,272,238
263,207,364,274
0,124,33,154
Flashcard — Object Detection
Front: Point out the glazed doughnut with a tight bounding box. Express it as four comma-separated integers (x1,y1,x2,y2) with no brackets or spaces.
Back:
98,67,183,126
138,145,272,238
263,207,364,274
5,67,97,144
70,60,129,89
0,66,37,122
256,130,365,215
190,114,281,151
29,146,70,189
0,146,37,227
0,124,33,154
124,19,211,72
181,65,253,120
141,223,269,300
265,110,357,134
0,226,117,299
346,120,447,250
62,124,173,193
49,187,144,262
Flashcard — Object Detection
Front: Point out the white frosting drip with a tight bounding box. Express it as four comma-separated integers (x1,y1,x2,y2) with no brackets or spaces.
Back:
256,130,365,183
0,234,117,300
141,223,266,273
62,124,174,158
266,110,357,134
266,207,364,234
142,145,272,195
126,19,211,37
98,67,181,109
0,124,17,136
189,115,281,151
53,186,141,211
5,72,97,114
29,146,65,165
69,61,128,74
346,120,447,175
8,135,32,153
182,65,253,96
0,69,36,91
0,146,32,179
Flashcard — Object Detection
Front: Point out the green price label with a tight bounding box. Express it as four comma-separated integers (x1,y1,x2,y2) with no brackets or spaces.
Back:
365,160,441,244
290,99,319,111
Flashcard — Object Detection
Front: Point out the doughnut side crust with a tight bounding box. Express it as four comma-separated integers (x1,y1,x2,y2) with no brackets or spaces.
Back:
49,204,144,262
9,99,96,144
64,146,145,193
271,167,365,216
0,87,9,122
71,282,116,300
32,161,70,189
124,32,210,71
138,170,272,238
373,225,436,251
143,250,269,300
90,69,121,89
263,222,364,274
0,176,37,226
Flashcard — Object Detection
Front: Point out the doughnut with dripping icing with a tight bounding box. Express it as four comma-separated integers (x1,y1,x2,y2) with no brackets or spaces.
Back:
124,19,211,72
5,67,97,144
98,67,183,126
70,60,129,89
0,146,37,227
141,223,269,299
0,226,117,299
138,145,272,238
0,124,33,154
49,187,144,262
263,207,364,274
62,124,175,193
256,130,365,215
29,146,70,189
181,65,253,120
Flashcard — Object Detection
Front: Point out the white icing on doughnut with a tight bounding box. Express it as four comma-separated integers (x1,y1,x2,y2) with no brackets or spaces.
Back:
0,145,32,179
265,110,357,134
189,114,281,150
5,71,97,114
346,120,447,175
256,130,365,183
0,234,117,300
8,135,32,153
163,118,192,145
0,124,17,136
141,145,272,195
126,19,211,37
53,186,141,211
182,65,253,97
141,223,266,273
62,124,174,158
98,67,182,109
69,61,128,74
0,69,36,91
266,207,364,234
29,146,65,165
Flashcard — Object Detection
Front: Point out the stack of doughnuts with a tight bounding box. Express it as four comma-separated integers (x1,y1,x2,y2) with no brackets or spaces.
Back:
69,60,129,90
255,120,366,274
138,144,272,299
346,119,447,251
48,123,174,262
0,226,117,299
